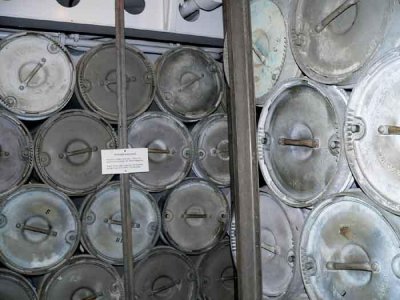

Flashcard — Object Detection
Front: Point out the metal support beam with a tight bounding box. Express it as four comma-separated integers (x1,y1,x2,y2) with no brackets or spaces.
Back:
223,0,262,299
115,0,135,299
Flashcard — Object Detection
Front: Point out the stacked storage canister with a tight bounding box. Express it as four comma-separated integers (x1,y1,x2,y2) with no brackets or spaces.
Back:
0,31,234,299
225,0,400,299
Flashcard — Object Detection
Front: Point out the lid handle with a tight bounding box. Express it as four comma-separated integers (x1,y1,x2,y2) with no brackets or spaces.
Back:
178,74,204,92
261,242,279,255
148,280,181,296
378,125,400,135
182,213,208,219
252,43,266,65
326,262,379,272
59,146,98,159
104,218,140,229
0,146,9,158
16,223,58,237
19,58,46,90
82,292,104,300
148,148,172,155
279,138,319,148
315,0,360,33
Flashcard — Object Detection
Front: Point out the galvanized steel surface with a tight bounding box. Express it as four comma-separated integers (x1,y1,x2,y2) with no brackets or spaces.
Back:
0,269,38,300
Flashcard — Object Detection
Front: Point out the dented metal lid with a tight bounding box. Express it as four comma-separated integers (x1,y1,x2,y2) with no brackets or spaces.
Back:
345,49,400,215
0,32,75,120
0,269,38,300
155,46,224,122
76,42,155,123
192,113,230,186
34,109,117,196
300,191,400,299
133,246,199,300
0,111,33,198
128,111,193,192
80,181,161,265
0,184,80,275
258,78,353,207
289,0,394,86
39,255,124,300
162,178,229,254
198,239,235,300
230,190,305,299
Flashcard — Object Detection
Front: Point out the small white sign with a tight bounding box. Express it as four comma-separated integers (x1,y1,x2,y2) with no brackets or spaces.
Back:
101,148,149,175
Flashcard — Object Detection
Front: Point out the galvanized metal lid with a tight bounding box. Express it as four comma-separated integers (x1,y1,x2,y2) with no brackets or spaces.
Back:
133,246,199,300
289,0,393,86
0,184,80,275
0,269,38,300
162,178,229,254
0,32,75,120
81,181,161,265
128,111,193,192
76,42,155,123
34,109,117,196
230,190,305,299
39,255,124,300
198,239,235,300
258,78,353,207
192,113,230,186
155,46,224,122
345,49,400,215
300,191,400,299
0,111,33,198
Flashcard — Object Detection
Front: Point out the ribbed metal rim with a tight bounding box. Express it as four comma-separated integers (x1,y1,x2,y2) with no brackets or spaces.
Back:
0,268,38,300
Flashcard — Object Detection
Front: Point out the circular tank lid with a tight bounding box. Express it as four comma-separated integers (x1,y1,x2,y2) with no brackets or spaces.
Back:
81,181,161,265
128,111,194,192
39,255,124,300
0,111,33,198
133,246,199,300
76,42,155,123
192,113,230,186
155,46,224,122
0,184,80,275
258,78,353,207
162,178,229,254
0,269,38,300
198,239,235,300
345,49,400,215
289,0,392,85
0,32,75,120
300,191,400,299
230,190,305,298
34,109,117,196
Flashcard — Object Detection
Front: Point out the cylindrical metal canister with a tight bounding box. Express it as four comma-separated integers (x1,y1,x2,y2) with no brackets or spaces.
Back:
0,268,38,300
162,178,229,254
34,109,117,196
155,46,224,122
128,111,194,192
132,246,199,300
192,113,230,186
75,42,155,123
0,111,33,198
0,32,75,120
80,181,161,265
38,255,124,300
258,78,353,207
0,184,80,275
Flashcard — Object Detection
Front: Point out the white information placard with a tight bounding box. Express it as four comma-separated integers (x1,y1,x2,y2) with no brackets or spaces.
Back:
101,148,149,175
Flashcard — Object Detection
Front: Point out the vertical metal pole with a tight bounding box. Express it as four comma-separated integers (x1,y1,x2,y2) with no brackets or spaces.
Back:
223,0,262,299
115,1,135,299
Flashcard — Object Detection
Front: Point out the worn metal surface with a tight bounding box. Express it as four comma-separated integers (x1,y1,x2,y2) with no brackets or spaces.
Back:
289,0,394,86
132,246,199,300
0,269,38,300
258,78,353,207
192,113,230,186
75,42,155,123
162,178,229,254
0,111,33,198
198,239,235,300
155,46,224,122
0,32,75,120
300,191,400,299
39,255,124,300
223,0,262,298
80,181,161,265
0,184,80,275
127,111,194,192
34,109,117,196
345,49,400,215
